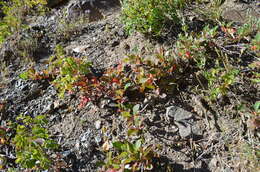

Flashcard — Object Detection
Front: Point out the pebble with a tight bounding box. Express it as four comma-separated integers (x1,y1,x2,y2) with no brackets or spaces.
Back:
95,120,101,130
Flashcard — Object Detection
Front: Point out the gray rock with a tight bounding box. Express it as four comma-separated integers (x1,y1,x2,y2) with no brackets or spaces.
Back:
166,106,193,121
166,106,202,139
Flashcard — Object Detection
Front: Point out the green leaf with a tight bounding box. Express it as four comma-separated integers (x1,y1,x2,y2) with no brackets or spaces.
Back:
126,142,135,153
134,139,142,151
121,111,132,118
132,104,140,115
122,157,136,164
124,83,132,90
144,82,155,89
113,141,124,151
251,78,260,83
253,101,260,112
112,163,121,169
127,128,141,136
19,72,29,80
25,159,37,169
117,151,128,159
15,157,23,164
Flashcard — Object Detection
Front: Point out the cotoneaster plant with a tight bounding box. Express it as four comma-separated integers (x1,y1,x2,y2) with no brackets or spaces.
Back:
12,114,58,170
101,139,156,172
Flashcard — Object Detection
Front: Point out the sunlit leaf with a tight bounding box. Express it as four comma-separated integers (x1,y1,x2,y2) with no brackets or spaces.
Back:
132,104,140,115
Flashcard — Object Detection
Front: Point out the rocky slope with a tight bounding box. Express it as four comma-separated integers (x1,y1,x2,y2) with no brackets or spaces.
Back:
0,0,259,171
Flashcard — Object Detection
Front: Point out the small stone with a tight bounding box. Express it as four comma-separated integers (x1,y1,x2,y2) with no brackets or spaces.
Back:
95,135,102,143
61,150,71,158
53,100,60,109
95,120,102,130
72,45,88,54
82,142,90,148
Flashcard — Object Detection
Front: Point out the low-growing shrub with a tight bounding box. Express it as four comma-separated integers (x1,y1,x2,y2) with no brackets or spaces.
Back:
12,114,58,170
48,45,92,98
0,0,47,44
101,139,156,171
204,66,239,100
121,0,186,36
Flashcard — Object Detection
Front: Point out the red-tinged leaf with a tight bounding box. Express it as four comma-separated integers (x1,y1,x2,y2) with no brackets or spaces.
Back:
112,78,120,84
91,77,99,84
171,64,177,72
146,78,153,85
76,81,87,87
228,28,236,34
221,26,227,33
148,74,154,79
78,96,90,108
185,51,191,58
68,90,74,95
139,86,145,93
251,45,257,51
117,63,123,71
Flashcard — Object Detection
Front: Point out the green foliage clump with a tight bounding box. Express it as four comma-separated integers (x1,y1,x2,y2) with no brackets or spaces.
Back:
102,139,155,171
204,66,239,100
49,45,92,98
12,114,58,170
0,0,47,43
121,0,185,36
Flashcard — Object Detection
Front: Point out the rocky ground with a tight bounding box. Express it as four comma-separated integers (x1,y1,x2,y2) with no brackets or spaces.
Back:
0,0,259,171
